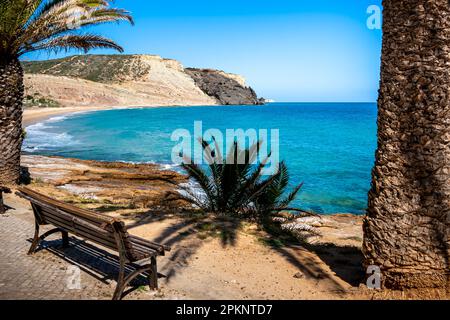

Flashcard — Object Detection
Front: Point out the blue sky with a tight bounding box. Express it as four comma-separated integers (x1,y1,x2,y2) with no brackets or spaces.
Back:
25,0,383,102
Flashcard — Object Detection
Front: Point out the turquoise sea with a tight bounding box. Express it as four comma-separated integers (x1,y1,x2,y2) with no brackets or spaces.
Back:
23,103,377,214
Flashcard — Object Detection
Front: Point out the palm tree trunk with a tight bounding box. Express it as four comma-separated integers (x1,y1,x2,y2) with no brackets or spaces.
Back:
363,0,450,289
0,55,24,185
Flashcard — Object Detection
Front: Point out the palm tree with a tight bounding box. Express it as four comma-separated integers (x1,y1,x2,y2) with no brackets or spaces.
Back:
179,139,306,224
363,0,449,289
0,0,133,184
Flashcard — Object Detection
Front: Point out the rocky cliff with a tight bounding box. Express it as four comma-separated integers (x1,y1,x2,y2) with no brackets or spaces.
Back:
185,68,264,105
22,54,263,108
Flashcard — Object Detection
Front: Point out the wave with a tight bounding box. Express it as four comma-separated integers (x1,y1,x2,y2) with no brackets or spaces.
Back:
44,115,69,123
177,179,206,203
23,116,79,152
158,163,182,171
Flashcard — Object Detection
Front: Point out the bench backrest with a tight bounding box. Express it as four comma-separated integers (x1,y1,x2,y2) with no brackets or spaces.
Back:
17,187,140,261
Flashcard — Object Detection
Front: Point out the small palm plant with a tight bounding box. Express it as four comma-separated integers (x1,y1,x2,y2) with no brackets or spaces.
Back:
0,0,133,184
252,161,305,224
179,138,307,225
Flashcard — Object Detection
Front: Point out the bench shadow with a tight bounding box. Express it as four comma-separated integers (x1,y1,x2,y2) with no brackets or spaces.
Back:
29,237,153,299
0,204,15,212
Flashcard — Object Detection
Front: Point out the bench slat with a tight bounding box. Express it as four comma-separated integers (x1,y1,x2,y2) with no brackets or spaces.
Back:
130,240,160,256
17,187,115,225
39,208,112,237
129,235,170,253
32,205,121,248
42,216,119,251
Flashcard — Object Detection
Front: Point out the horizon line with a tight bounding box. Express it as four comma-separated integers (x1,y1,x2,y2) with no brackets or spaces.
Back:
268,101,377,104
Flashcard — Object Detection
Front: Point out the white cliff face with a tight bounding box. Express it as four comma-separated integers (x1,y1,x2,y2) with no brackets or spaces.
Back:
23,54,262,108
24,73,217,108
23,55,216,108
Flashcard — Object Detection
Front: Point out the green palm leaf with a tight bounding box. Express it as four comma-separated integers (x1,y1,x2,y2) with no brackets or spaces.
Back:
1,0,132,56
178,139,309,222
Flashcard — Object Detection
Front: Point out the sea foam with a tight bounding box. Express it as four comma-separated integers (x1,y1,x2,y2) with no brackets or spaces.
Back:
23,116,79,152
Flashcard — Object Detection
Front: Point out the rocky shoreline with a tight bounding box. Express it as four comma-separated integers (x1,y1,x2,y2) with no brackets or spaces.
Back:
21,155,188,215
20,154,363,247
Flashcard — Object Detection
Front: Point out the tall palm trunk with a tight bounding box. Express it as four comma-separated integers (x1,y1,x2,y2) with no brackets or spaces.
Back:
363,0,449,289
0,55,24,185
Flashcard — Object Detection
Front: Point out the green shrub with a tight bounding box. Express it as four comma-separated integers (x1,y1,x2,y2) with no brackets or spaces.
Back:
180,139,308,225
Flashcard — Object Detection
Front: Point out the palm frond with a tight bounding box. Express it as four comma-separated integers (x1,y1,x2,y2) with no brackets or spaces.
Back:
2,0,132,56
181,161,217,212
277,182,303,209
199,137,224,206
179,139,307,221
229,152,271,209
0,0,40,53
89,8,133,24
22,33,123,54
177,184,211,212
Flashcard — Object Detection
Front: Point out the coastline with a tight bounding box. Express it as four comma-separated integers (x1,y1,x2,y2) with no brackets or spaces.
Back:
23,102,268,127
23,103,369,215
23,104,179,127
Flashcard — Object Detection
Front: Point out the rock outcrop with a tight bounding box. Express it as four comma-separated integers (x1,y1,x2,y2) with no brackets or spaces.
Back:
22,55,263,108
185,68,264,105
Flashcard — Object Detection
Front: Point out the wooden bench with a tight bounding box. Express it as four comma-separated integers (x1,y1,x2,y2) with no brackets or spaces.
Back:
16,186,171,300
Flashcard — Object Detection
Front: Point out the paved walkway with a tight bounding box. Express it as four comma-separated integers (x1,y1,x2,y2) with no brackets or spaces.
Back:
0,207,157,300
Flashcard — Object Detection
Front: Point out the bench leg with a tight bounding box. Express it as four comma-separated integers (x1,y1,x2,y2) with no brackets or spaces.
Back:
112,257,158,300
61,231,69,248
28,227,68,255
28,222,40,255
0,191,5,214
112,257,126,300
149,256,158,290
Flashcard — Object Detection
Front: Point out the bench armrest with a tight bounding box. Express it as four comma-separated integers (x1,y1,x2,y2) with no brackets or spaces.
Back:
129,235,171,253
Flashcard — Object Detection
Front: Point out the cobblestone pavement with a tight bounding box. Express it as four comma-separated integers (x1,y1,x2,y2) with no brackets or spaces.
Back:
0,210,161,300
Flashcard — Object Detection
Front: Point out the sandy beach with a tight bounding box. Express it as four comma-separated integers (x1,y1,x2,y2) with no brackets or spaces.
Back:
23,105,156,127
23,102,228,127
